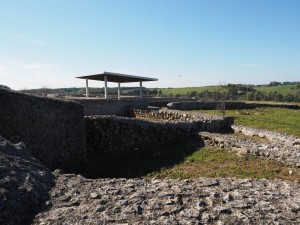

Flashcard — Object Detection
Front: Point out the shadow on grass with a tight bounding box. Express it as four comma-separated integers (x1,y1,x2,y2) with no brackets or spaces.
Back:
79,137,204,179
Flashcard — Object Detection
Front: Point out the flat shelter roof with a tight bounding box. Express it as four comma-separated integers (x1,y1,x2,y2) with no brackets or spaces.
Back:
77,71,158,83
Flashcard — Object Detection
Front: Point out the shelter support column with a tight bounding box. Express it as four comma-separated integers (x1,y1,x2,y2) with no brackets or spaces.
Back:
85,78,89,98
104,75,108,99
139,81,143,99
118,82,121,100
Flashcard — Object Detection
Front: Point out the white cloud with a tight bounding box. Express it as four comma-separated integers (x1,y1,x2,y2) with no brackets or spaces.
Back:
0,60,59,89
16,33,46,46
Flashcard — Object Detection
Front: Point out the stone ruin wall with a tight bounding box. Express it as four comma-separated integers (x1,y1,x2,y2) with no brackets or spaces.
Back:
128,108,234,131
146,97,195,107
0,88,238,170
232,125,300,147
0,88,86,170
167,101,300,110
3,90,300,224
85,112,233,155
3,87,297,171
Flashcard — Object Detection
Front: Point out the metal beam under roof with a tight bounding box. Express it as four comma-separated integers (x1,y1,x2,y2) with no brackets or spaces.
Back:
76,71,158,83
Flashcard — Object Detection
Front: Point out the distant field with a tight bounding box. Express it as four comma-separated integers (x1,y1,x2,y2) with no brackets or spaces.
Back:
154,86,220,95
255,84,298,95
153,84,298,96
244,101,300,106
194,107,300,137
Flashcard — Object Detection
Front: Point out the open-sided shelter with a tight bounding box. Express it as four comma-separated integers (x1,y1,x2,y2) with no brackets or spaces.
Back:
76,72,158,99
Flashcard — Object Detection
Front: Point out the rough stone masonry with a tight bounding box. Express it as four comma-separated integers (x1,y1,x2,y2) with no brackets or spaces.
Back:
85,111,233,155
0,88,86,170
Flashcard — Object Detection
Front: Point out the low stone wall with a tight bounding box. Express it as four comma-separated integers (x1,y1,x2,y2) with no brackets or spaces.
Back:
167,101,300,110
86,116,198,155
0,88,86,170
85,114,233,155
146,97,195,107
232,125,300,147
129,108,234,131
200,132,300,167
68,97,148,116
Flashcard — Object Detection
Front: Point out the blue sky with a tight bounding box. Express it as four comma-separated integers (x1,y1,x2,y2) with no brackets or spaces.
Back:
0,0,300,90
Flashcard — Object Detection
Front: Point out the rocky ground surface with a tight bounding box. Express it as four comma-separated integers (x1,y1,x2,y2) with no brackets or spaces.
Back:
0,137,55,225
33,171,300,225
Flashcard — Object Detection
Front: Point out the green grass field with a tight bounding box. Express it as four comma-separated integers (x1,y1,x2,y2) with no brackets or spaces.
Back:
153,86,220,95
244,101,300,106
147,146,300,181
148,107,300,180
255,84,298,95
195,107,300,137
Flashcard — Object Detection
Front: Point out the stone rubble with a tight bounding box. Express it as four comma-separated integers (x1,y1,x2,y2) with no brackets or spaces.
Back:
232,125,300,148
0,137,55,225
131,108,234,124
33,172,300,225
